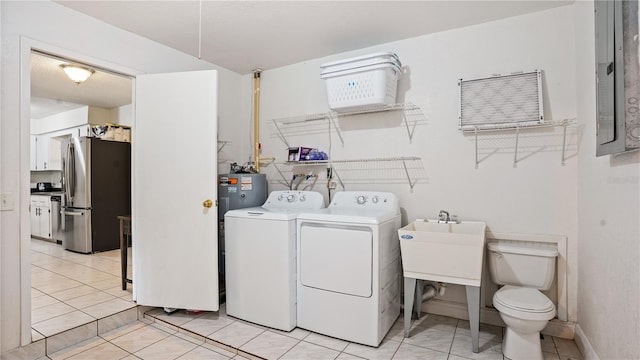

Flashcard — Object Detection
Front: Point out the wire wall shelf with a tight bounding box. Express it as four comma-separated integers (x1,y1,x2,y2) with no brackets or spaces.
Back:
463,118,578,168
271,157,426,192
271,112,341,147
217,140,231,152
270,102,426,147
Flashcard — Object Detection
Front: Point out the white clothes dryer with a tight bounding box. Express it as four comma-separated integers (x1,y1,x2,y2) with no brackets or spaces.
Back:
225,190,325,331
296,191,401,347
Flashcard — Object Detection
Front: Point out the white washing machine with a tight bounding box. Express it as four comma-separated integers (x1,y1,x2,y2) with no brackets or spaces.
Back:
224,190,324,331
296,191,401,347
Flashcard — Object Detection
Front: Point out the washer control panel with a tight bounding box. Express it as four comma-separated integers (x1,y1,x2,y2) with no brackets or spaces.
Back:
264,191,325,210
329,191,399,213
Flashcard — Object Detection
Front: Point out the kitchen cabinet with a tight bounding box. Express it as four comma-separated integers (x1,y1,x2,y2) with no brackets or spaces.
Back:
30,195,52,239
31,125,95,171
48,136,63,170
31,134,67,171
35,135,49,170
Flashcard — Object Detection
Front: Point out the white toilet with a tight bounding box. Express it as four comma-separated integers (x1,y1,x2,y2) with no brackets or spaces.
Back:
487,241,558,360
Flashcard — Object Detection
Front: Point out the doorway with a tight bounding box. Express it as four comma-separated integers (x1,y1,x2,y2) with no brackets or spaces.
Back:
29,50,134,341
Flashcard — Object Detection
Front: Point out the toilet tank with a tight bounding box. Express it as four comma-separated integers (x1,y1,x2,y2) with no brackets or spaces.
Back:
487,241,558,290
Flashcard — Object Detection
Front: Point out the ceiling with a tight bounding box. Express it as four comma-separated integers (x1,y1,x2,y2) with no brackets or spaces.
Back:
34,1,572,115
31,52,132,119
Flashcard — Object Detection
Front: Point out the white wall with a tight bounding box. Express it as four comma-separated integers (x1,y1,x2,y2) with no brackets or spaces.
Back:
31,106,88,134
256,5,579,322
110,104,133,127
0,1,4,354
0,0,246,352
574,2,640,359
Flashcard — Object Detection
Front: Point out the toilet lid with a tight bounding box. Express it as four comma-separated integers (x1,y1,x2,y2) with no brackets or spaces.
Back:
494,286,555,313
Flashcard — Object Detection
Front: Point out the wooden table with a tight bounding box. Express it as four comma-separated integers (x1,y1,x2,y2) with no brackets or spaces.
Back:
118,215,132,290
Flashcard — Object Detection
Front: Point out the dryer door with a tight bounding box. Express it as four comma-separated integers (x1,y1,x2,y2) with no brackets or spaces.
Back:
299,223,373,297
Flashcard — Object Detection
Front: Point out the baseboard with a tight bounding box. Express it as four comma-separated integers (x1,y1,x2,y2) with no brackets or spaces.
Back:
423,299,575,339
574,324,600,360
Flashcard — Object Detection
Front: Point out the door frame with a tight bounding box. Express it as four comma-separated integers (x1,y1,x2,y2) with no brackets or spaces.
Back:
18,37,139,346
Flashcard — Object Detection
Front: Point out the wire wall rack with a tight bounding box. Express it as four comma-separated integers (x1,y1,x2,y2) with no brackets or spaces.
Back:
269,102,426,147
270,156,426,192
463,119,578,168
270,112,341,148
217,140,231,152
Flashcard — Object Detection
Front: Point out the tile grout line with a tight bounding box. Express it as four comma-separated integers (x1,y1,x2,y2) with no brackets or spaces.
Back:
31,252,122,281
274,336,303,360
145,310,270,360
447,318,459,357
143,312,239,356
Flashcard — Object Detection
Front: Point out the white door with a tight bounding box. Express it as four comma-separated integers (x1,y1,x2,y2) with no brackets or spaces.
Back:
133,70,218,311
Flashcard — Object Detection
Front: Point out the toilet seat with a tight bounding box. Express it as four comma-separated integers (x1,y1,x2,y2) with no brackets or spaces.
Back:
493,285,556,321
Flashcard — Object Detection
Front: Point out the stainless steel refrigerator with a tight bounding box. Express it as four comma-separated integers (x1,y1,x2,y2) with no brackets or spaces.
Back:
62,137,131,253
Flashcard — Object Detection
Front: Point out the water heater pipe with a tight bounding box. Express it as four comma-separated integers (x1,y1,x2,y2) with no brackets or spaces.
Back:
252,69,262,173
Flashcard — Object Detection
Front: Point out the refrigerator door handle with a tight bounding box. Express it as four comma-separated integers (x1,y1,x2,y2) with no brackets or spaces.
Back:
63,211,85,216
68,142,76,202
64,142,71,203
71,142,76,198
61,207,65,231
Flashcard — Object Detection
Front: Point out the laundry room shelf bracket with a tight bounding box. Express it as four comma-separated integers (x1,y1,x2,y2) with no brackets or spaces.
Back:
333,102,420,142
269,162,291,187
271,112,344,148
272,122,291,148
468,119,576,169
271,102,422,147
328,115,344,146
401,158,418,191
217,140,231,153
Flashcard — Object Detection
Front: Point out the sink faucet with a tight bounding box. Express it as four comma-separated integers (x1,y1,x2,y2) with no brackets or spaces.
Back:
438,210,450,223
438,210,459,224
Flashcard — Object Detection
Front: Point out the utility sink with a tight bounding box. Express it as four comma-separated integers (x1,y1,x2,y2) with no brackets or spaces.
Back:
398,220,487,287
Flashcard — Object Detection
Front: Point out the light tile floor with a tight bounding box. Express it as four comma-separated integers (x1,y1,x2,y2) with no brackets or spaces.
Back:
37,306,584,360
26,238,584,360
30,238,135,340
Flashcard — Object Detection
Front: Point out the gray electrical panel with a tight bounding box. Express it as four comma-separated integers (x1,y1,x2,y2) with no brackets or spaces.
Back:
595,0,640,156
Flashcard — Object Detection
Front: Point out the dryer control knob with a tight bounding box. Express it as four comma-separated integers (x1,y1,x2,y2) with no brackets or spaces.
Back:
287,194,296,202
356,195,367,205
372,196,379,204
300,195,306,202
278,195,284,201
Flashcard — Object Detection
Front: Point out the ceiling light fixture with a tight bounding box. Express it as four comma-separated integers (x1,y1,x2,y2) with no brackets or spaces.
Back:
59,64,95,84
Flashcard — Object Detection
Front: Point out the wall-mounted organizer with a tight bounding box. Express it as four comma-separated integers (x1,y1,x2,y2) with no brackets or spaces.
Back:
463,119,578,168
271,112,343,148
270,102,426,147
266,103,428,192
271,157,426,192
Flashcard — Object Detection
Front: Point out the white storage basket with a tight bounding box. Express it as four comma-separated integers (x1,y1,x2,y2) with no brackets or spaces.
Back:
320,51,401,70
321,59,401,77
322,63,401,112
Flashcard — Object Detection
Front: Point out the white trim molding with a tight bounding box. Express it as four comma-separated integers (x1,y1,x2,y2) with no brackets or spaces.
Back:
575,324,600,360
